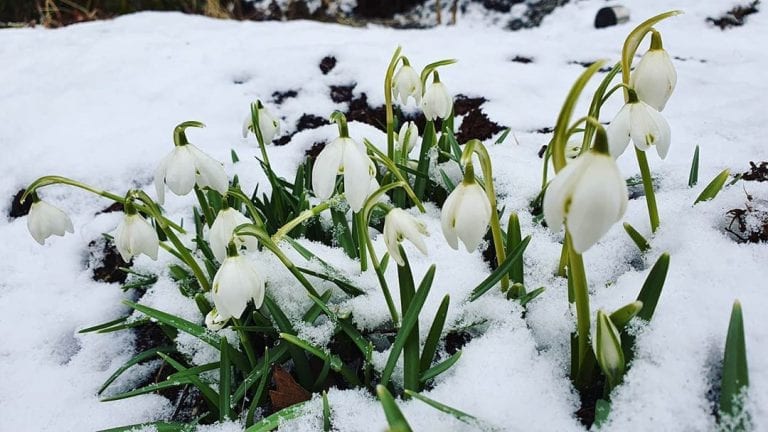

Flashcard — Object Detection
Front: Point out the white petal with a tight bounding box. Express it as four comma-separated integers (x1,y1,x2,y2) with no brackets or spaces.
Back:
421,82,452,121
630,102,670,157
154,153,172,204
342,141,373,212
312,138,344,200
113,216,133,261
630,50,676,111
383,214,404,266
164,146,197,196
213,257,262,319
208,208,252,263
566,155,627,253
440,187,462,250
189,145,229,194
543,157,585,234
258,107,280,144
606,104,632,159
453,183,491,252
27,201,74,245
131,215,159,260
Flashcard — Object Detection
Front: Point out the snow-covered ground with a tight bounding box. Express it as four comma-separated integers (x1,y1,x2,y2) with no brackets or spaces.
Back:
1,0,767,430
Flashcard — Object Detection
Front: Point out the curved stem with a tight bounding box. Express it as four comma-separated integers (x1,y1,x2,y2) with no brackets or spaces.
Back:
194,186,215,228
384,46,403,161
272,201,331,243
635,148,660,232
363,139,425,213
567,234,590,377
250,101,271,166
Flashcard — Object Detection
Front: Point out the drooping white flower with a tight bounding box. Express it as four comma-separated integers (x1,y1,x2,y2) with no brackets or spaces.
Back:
383,208,429,266
441,181,491,252
311,136,374,212
242,105,280,144
629,39,676,111
205,309,227,331
421,81,453,121
27,200,74,245
212,255,266,320
393,64,422,105
606,98,671,160
543,151,628,253
396,121,419,155
207,207,259,263
155,144,229,204
114,213,159,262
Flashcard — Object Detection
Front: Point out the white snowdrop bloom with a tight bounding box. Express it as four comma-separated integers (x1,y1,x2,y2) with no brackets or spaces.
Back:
27,200,74,245
441,181,491,252
212,255,266,320
396,121,419,155
311,137,374,212
383,208,429,266
114,213,159,262
629,37,677,111
593,310,625,385
606,98,671,159
392,64,422,105
155,144,229,204
205,309,227,331
421,81,453,121
207,207,259,263
242,105,280,144
544,151,628,253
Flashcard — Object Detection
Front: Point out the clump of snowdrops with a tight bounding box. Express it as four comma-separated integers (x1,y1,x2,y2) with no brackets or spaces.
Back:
23,10,749,431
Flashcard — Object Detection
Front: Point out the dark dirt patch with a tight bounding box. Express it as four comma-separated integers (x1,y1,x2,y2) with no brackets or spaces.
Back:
355,0,423,18
272,90,298,104
304,141,327,160
453,95,486,116
568,60,613,73
444,330,473,355
8,189,32,218
274,114,330,146
330,84,356,103
537,144,549,158
726,192,768,243
740,161,768,182
346,93,387,131
456,108,504,143
707,1,760,29
97,202,125,214
575,379,605,427
506,0,568,30
89,237,130,284
319,56,337,75
535,127,554,134
511,55,534,64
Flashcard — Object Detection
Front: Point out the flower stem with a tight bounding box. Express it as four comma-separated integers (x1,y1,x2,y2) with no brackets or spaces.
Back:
566,233,591,378
384,46,402,162
272,201,331,243
355,211,368,272
363,231,400,327
194,186,216,228
232,317,257,368
250,101,272,166
635,148,660,232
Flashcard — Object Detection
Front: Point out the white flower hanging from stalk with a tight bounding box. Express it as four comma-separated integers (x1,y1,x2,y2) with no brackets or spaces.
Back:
421,71,453,121
114,212,159,262
393,63,422,105
212,245,266,320
606,89,671,160
26,199,74,245
205,309,227,330
441,177,491,252
311,113,375,212
396,121,419,155
629,30,677,112
207,207,259,263
544,144,628,253
242,103,280,144
383,208,429,266
155,122,229,204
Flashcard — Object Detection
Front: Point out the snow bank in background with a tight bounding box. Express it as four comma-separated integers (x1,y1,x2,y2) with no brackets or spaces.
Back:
1,0,767,430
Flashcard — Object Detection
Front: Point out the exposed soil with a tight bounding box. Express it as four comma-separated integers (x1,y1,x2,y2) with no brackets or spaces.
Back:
89,237,130,284
8,189,31,218
511,55,534,64
319,56,337,75
330,84,356,103
707,1,760,29
725,192,768,243
740,160,768,182
272,89,299,105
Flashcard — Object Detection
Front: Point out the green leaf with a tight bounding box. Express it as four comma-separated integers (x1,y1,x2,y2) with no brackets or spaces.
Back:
263,295,313,389
397,247,421,392
420,295,450,373
439,168,456,192
688,145,700,187
376,385,413,432
635,253,670,321
297,266,365,297
98,421,196,432
246,348,272,427
519,287,545,307
307,294,370,357
609,301,644,331
420,351,462,383
233,343,290,404
302,289,334,323
623,222,650,252
331,207,358,258
694,169,730,204
98,346,175,394
593,310,625,390
123,300,220,347
231,149,240,163
469,236,531,302
79,316,129,334
322,391,331,432
280,333,359,386
404,390,478,425
100,377,193,402
245,400,310,432
381,265,436,386
720,300,749,422
495,128,512,145
219,338,232,421
594,399,611,428
506,212,524,286
156,353,220,415
414,121,436,199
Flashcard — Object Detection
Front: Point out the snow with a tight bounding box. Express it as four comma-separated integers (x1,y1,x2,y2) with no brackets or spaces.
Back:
1,0,767,430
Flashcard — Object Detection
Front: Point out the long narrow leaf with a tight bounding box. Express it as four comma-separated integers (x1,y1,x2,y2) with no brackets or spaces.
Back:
420,295,450,372
404,390,478,424
623,222,650,252
98,346,175,394
720,300,749,423
469,236,531,302
420,351,462,383
688,145,700,187
263,296,313,389
245,401,310,432
694,169,730,204
376,385,413,432
635,253,670,321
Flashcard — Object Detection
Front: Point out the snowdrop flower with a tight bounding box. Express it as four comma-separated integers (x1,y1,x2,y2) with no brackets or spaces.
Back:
544,142,628,253
207,207,259,263
205,309,227,331
311,136,374,212
155,143,228,204
421,76,453,121
441,179,491,252
629,31,677,112
243,103,280,144
27,199,74,245
396,121,419,155
384,208,429,266
392,64,422,105
212,247,266,320
114,212,159,262
593,310,625,387
606,92,671,160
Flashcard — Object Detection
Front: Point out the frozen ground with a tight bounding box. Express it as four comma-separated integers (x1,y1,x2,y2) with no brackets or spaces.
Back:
0,0,766,430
